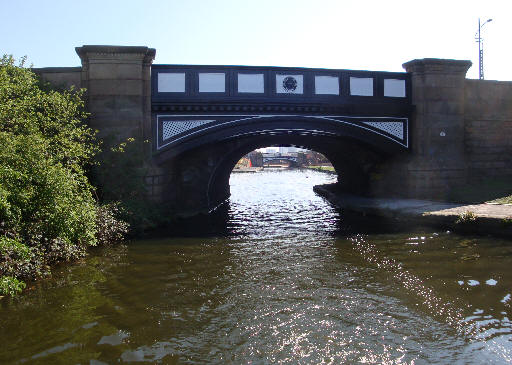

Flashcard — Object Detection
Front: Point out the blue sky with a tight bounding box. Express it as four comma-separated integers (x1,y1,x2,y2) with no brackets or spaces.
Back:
1,0,510,80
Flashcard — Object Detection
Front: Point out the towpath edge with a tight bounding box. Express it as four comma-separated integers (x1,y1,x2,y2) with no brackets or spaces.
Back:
314,184,512,239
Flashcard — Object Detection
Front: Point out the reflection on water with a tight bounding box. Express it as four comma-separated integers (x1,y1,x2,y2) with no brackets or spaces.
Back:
0,169,511,364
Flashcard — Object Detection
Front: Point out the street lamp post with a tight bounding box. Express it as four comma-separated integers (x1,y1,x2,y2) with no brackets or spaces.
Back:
476,18,493,80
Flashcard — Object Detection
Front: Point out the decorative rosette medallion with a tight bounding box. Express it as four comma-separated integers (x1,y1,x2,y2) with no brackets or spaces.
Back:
282,76,298,92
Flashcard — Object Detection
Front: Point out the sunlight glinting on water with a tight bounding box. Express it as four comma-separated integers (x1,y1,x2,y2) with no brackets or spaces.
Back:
348,234,469,331
0,169,511,364
226,169,512,363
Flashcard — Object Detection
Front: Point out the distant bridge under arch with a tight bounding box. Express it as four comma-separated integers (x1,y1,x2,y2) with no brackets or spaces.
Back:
261,153,302,167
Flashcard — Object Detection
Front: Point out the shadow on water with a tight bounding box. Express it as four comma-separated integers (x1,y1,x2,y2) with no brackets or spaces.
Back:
152,201,431,239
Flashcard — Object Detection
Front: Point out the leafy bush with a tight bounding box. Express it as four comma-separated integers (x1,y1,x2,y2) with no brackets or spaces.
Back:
0,276,26,296
0,55,129,296
456,210,477,224
95,203,129,246
0,133,97,247
0,236,31,261
0,236,41,281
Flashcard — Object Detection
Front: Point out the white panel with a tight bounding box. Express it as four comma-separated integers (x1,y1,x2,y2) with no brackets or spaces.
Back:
158,73,185,92
162,120,216,140
276,74,303,94
350,77,373,96
238,73,264,93
199,73,225,92
315,76,339,95
384,79,406,97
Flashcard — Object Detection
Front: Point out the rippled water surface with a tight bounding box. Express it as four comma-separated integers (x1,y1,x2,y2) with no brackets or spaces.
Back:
1,169,511,364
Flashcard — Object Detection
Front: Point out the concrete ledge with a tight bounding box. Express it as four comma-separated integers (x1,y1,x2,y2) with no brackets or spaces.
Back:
314,183,512,239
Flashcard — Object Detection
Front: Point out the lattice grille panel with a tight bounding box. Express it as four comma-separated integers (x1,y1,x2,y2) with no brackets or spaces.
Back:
162,120,216,140
362,121,403,139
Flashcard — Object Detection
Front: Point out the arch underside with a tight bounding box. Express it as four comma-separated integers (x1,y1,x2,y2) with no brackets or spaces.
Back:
154,114,408,162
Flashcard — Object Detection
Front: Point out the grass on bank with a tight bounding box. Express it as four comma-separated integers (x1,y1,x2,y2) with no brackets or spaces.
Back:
488,195,512,204
306,165,336,173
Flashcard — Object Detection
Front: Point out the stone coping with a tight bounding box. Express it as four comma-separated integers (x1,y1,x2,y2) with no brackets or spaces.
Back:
403,58,472,74
32,67,81,73
76,45,156,58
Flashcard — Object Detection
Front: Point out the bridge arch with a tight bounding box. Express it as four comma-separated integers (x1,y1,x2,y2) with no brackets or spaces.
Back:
154,114,408,162
207,134,386,210
154,127,391,215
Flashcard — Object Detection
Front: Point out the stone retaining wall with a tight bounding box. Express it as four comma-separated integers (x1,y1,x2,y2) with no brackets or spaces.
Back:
464,79,512,181
33,67,82,90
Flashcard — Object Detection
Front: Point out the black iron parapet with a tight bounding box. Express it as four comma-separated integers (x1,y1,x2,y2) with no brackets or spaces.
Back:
152,64,410,112
151,64,412,156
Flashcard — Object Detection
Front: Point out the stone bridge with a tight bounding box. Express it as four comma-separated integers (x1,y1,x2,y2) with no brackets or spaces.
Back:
35,45,512,217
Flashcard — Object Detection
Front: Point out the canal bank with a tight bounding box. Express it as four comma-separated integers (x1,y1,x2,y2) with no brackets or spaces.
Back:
314,183,512,239
231,167,264,173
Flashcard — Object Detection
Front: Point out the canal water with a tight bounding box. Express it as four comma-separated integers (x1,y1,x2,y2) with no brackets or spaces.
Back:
1,169,511,364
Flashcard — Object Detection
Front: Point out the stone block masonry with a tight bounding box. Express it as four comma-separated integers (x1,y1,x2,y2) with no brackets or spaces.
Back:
464,79,512,181
369,59,472,201
75,45,156,143
74,46,169,201
33,67,82,90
